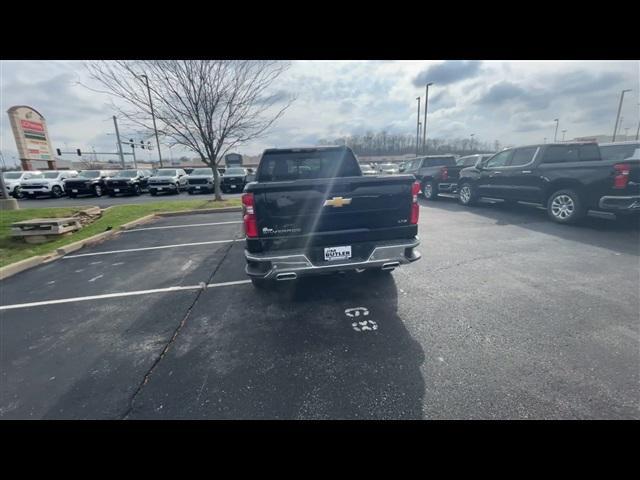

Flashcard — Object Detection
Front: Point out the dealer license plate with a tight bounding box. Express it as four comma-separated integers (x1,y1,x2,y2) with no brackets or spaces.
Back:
114,189,120,193
324,245,352,261
72,189,78,193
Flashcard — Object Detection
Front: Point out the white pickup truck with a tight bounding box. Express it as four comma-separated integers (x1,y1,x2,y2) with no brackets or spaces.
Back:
20,170,78,198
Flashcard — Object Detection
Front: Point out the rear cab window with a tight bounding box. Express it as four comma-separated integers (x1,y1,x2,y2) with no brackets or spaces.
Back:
257,148,361,182
423,157,456,168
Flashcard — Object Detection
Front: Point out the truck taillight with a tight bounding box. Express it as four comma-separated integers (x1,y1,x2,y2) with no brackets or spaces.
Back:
242,192,258,238
410,181,420,224
441,166,448,181
613,163,630,189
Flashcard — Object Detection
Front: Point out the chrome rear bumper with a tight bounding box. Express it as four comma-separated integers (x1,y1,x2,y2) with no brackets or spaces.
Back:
598,195,640,212
245,237,421,280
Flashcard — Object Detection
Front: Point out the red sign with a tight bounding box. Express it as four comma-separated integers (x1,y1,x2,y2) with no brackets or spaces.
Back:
20,120,44,132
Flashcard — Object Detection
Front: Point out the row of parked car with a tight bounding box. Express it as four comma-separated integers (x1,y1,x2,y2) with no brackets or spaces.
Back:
401,141,640,224
2,166,252,199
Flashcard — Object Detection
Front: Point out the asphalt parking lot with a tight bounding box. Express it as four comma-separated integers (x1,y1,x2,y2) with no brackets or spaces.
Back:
1,198,638,419
14,191,243,209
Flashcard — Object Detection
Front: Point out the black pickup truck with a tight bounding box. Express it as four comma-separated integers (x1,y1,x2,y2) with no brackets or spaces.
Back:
242,146,421,286
456,142,640,223
401,155,457,200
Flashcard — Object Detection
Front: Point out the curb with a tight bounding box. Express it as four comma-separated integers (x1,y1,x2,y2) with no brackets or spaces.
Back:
154,206,242,217
0,255,54,281
0,206,242,280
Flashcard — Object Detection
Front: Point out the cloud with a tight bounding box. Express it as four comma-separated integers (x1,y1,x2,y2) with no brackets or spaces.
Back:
413,61,482,87
476,81,550,110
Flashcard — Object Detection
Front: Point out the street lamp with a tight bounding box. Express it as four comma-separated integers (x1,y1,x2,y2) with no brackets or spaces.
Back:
415,96,421,156
470,134,475,153
553,119,559,142
612,89,632,142
422,82,433,154
137,73,164,168
562,130,566,142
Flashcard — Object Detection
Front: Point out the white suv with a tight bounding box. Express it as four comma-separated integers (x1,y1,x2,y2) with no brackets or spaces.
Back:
3,170,42,199
20,170,78,198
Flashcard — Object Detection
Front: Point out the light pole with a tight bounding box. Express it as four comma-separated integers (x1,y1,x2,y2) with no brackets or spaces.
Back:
415,96,421,156
138,73,163,168
612,89,632,142
553,119,559,142
544,137,547,144
636,103,640,141
469,134,475,153
562,130,566,142
422,82,433,154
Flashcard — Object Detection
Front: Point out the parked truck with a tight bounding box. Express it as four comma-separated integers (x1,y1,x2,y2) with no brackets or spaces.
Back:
241,146,421,287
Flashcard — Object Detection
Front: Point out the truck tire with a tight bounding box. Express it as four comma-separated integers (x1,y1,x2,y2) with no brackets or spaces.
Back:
133,184,141,196
547,189,585,224
422,180,438,200
458,182,477,206
13,187,24,199
94,185,103,197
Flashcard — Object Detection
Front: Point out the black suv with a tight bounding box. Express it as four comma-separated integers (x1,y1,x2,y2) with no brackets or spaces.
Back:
64,170,117,198
105,169,152,196
457,143,640,223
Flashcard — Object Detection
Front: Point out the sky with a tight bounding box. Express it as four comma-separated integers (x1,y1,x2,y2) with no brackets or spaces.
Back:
1,60,639,166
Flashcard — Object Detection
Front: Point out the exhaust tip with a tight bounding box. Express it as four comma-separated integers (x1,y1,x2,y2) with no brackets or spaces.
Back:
381,262,400,271
276,272,298,281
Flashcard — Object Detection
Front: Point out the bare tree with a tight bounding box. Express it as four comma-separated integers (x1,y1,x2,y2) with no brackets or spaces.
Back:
83,60,293,199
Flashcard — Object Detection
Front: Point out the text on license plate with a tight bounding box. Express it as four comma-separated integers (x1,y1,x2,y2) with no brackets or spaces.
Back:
114,189,120,192
72,189,78,193
324,245,351,261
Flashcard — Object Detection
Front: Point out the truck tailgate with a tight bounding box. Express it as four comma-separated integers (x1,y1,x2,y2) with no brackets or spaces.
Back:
247,175,417,251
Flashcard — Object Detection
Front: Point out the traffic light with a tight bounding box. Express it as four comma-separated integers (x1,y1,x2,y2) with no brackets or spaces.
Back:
140,140,145,150
56,148,61,156
77,149,82,156
130,139,135,149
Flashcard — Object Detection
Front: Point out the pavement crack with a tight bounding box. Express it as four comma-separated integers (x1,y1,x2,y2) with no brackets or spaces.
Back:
119,240,237,419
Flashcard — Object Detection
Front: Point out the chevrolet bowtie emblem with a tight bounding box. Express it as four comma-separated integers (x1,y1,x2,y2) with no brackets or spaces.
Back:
323,196,352,207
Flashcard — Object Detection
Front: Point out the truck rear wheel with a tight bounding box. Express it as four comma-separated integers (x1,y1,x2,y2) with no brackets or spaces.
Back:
547,189,585,224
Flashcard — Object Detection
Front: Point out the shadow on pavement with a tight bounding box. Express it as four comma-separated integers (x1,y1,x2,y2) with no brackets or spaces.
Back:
420,196,640,256
127,271,427,419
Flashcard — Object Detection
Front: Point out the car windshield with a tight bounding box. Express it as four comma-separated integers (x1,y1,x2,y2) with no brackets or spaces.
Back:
155,170,177,177
3,172,23,179
78,171,101,178
225,168,246,175
26,173,45,179
118,170,139,178
191,169,213,175
43,172,60,179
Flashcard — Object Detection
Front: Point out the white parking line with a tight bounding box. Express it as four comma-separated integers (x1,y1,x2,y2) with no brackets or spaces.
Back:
63,239,245,258
0,280,252,311
123,221,242,233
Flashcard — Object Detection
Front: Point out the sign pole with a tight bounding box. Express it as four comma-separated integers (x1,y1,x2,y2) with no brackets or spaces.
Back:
113,116,125,168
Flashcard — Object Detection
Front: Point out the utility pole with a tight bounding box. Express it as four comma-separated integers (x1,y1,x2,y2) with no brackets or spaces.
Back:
612,89,631,142
562,130,566,141
112,116,125,168
636,103,640,140
423,82,433,154
553,119,559,142
415,96,421,156
139,74,163,168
